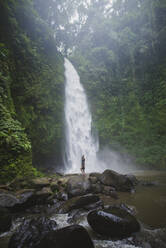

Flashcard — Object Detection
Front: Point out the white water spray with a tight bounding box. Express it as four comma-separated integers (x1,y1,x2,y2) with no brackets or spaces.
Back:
64,58,99,173
64,58,136,174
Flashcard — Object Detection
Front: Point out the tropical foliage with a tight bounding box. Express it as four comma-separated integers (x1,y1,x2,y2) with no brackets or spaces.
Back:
0,0,64,183
69,0,166,168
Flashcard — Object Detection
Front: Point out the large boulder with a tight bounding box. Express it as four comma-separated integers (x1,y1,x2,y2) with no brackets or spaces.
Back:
58,194,101,213
87,206,140,238
0,191,44,212
0,189,52,212
0,207,12,233
99,169,137,191
36,224,94,248
8,176,60,191
66,175,91,197
3,188,53,212
8,216,57,248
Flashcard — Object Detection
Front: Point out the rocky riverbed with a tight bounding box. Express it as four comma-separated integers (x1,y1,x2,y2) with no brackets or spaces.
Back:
0,169,166,248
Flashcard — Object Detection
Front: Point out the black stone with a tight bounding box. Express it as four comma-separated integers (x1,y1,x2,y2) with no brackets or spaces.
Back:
87,206,140,238
36,224,94,248
0,207,12,234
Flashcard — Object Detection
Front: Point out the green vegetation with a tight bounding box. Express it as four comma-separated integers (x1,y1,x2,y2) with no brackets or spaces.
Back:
0,0,65,183
68,0,166,169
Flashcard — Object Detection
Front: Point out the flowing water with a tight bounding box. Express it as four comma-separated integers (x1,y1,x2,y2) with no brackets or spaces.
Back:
64,58,99,173
64,58,138,174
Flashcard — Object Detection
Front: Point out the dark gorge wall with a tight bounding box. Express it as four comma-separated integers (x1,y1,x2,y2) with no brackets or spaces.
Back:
0,0,65,182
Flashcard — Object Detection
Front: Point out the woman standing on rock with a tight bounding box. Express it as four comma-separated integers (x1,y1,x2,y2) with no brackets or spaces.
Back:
81,155,85,174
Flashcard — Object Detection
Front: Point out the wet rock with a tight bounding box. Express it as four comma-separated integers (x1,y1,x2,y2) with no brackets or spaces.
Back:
136,227,166,248
0,190,47,212
99,169,136,192
66,175,91,197
87,206,140,238
91,182,103,194
125,174,139,186
0,207,12,233
73,194,100,207
8,216,57,248
104,203,137,216
30,177,52,188
9,188,54,212
89,176,98,184
68,209,84,224
10,189,36,212
15,189,35,203
89,173,101,180
47,192,62,204
36,224,95,248
55,191,68,201
56,176,70,186
25,204,50,214
58,194,100,213
83,200,104,210
25,200,63,215
118,203,137,216
103,186,116,195
35,187,53,203
68,200,103,224
0,193,19,208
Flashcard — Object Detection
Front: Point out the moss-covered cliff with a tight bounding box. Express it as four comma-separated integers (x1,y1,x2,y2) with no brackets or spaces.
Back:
0,0,65,183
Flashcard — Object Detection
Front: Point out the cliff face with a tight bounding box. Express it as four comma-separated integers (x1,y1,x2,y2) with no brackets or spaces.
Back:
0,0,65,182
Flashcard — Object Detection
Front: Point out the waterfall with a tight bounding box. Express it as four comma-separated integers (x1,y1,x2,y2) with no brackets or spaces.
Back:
63,58,136,174
64,58,99,173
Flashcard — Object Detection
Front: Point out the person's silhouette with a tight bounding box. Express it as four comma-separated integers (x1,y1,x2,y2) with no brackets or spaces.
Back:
81,155,85,174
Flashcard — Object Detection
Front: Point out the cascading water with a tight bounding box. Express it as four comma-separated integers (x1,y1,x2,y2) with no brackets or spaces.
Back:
64,58,137,174
64,58,99,173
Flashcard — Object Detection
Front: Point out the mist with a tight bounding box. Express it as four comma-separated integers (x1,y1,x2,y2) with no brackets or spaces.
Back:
97,147,138,174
